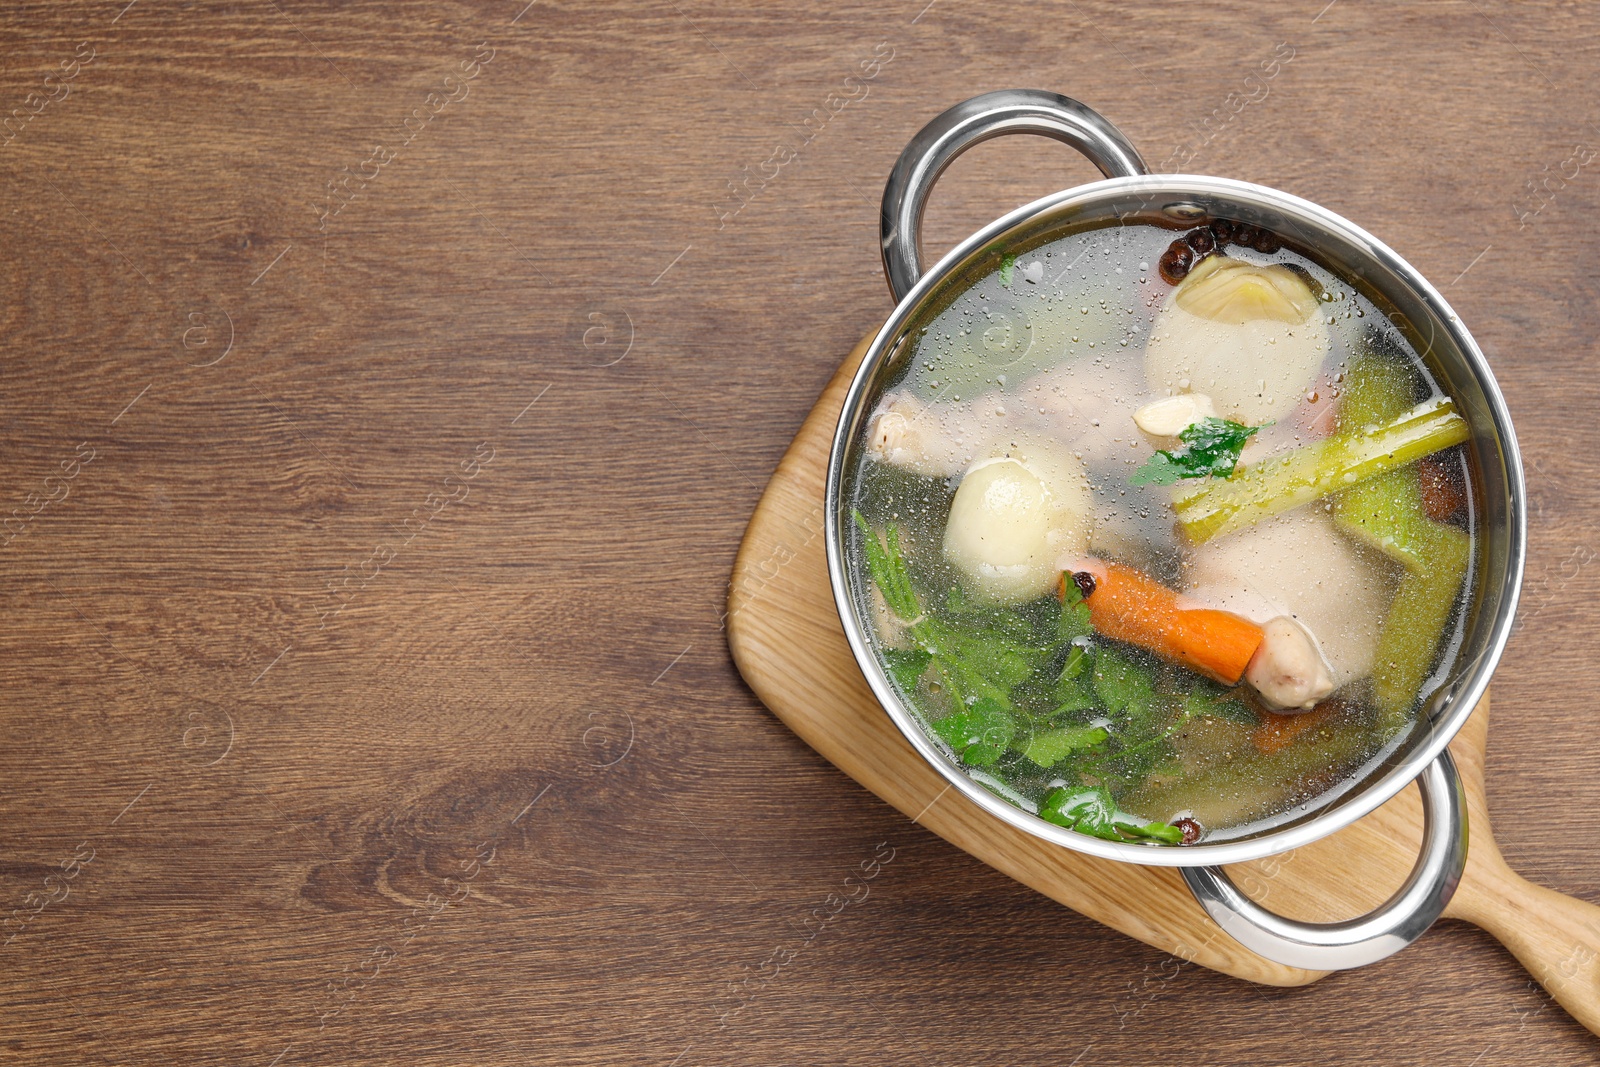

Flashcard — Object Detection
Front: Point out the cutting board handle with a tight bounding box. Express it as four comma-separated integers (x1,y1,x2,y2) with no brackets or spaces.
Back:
1452,845,1600,1033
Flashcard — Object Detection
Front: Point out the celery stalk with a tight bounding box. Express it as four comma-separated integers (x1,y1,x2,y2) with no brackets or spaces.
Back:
1334,450,1472,726
1335,468,1438,572
1369,527,1469,727
1332,354,1472,727
1173,398,1470,544
1341,471,1470,726
1342,347,1416,424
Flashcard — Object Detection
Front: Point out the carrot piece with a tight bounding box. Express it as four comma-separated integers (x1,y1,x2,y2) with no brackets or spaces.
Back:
1418,453,1466,523
1061,561,1264,686
1252,703,1334,755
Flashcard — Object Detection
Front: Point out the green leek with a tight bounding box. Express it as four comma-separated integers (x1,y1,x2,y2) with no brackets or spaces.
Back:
1331,355,1472,726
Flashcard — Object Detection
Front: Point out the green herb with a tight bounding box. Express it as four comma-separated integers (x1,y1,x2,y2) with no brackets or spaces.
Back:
1091,644,1158,728
851,511,1236,845
1051,572,1095,704
998,253,1016,286
1039,786,1184,844
854,511,1040,710
1050,662,1097,717
1058,572,1093,643
1022,724,1108,767
881,647,932,690
1182,677,1258,726
934,622,1044,699
1114,818,1185,844
1131,417,1265,486
1060,644,1089,683
853,510,920,619
932,697,1015,766
1090,669,1256,787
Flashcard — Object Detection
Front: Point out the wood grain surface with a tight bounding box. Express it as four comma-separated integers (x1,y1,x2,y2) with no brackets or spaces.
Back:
0,1,1596,1064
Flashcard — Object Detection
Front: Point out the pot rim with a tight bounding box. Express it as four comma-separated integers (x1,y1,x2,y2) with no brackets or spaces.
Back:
824,172,1526,867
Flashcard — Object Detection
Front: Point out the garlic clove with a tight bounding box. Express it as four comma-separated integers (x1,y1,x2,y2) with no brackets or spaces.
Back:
1133,393,1218,438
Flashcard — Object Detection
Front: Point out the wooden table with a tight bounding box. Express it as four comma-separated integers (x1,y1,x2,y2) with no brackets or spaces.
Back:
1,2,1596,1062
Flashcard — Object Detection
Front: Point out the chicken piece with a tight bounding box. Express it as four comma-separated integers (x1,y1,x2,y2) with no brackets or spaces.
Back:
1246,617,1336,711
863,390,981,478
1016,355,1148,469
865,388,1034,477
1183,506,1396,690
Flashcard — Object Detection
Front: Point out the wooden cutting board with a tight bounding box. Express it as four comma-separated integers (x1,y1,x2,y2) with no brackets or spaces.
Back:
726,331,1600,1035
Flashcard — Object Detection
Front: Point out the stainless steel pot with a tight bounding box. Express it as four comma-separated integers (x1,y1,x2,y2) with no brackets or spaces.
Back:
824,91,1526,971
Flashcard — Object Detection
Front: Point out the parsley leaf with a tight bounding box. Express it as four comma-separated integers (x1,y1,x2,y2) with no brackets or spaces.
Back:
1092,644,1158,726
1049,573,1098,711
999,253,1016,286
932,622,1040,699
1182,677,1258,726
852,511,1241,844
881,647,932,690
1040,787,1119,838
1050,670,1097,716
1115,819,1185,845
1058,643,1090,685
1022,724,1109,768
853,513,1058,725
1040,786,1184,844
1130,417,1266,486
932,697,1015,767
1058,572,1093,644
852,510,920,619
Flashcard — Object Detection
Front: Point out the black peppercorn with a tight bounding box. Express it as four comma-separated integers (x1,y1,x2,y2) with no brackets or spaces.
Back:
1158,242,1193,285
1186,227,1216,255
1071,571,1097,599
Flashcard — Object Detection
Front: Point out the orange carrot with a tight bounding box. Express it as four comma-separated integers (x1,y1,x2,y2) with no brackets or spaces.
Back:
1060,561,1263,686
1418,453,1466,523
1252,703,1334,755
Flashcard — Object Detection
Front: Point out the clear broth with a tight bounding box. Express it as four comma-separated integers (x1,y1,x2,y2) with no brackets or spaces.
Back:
848,220,1474,845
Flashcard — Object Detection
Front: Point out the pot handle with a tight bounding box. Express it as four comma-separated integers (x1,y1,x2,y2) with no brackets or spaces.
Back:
880,89,1148,303
1181,749,1468,970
